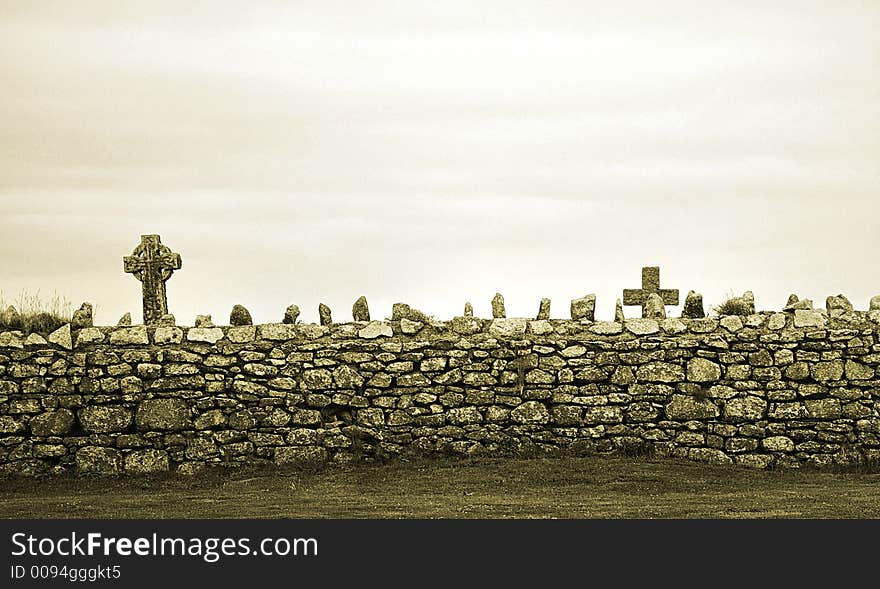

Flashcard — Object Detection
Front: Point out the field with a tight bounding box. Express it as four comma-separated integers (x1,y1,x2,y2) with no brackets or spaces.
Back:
2,455,880,519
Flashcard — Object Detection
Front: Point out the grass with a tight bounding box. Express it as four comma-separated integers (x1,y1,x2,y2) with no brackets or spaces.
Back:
0,290,72,335
713,291,752,316
2,455,880,519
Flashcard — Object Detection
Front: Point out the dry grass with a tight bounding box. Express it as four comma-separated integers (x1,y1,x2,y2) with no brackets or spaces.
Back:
0,290,72,334
3,455,880,519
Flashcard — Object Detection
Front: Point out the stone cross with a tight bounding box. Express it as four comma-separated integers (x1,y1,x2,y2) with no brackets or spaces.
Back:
123,235,182,325
623,266,679,318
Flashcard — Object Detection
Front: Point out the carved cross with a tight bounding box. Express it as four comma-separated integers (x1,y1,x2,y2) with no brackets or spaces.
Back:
623,266,679,317
123,235,182,324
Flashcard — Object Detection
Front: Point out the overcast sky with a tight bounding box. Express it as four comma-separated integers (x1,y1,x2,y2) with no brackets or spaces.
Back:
1,1,878,324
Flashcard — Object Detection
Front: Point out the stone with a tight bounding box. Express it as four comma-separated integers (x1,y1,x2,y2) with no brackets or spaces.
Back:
0,331,24,348
682,291,705,318
78,406,133,433
614,299,625,323
229,304,253,326
71,302,93,329
488,318,528,337
784,298,813,311
136,399,190,430
643,293,666,320
742,291,755,314
275,446,328,466
491,293,506,319
688,448,732,466
450,316,482,335
785,294,799,307
623,266,679,318
125,449,170,473
570,294,596,321
333,365,365,389
590,321,622,335
194,314,213,327
665,394,719,420
47,324,73,350
723,396,767,421
687,358,722,382
661,318,687,334
358,321,393,339
187,327,224,344
24,333,47,346
258,323,296,340
29,409,75,436
870,295,880,312
845,360,874,380
318,303,333,325
826,294,853,315
76,446,122,474
352,296,370,322
158,314,176,326
464,302,474,317
767,313,787,330
719,315,744,332
400,318,424,334
392,303,429,322
793,309,827,328
527,320,553,335
117,312,132,326
762,436,795,452
194,410,227,430
76,327,105,345
298,324,328,339
811,361,844,383
625,318,659,335
805,398,841,419
1,305,21,328
283,304,301,324
536,298,551,320
510,401,550,424
153,326,183,344
637,362,685,383
123,235,181,325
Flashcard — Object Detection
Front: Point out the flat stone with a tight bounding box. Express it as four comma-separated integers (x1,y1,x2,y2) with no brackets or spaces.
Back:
762,436,795,452
510,401,550,424
793,309,827,328
158,314,176,326
0,331,24,348
450,316,482,335
845,360,874,380
358,321,393,339
590,321,623,335
76,327,105,345
24,333,47,346
29,409,75,436
625,319,659,335
687,357,722,382
275,446,328,466
665,394,719,420
187,327,224,344
723,396,767,421
400,318,424,334
136,398,190,430
719,315,744,332
78,406,133,433
110,326,150,345
257,323,296,341
298,324,329,339
811,360,844,383
527,320,553,335
352,296,370,322
688,318,719,333
229,304,253,326
154,326,184,344
661,318,687,334
125,449,170,473
570,294,596,321
767,313,787,330
283,304,301,324
488,318,528,337
76,446,122,474
227,325,257,343
637,362,685,383
47,324,73,349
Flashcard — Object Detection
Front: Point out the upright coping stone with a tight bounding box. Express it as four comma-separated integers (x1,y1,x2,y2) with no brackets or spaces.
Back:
123,234,182,325
623,266,679,319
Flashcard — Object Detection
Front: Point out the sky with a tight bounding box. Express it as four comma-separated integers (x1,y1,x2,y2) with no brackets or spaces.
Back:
1,1,878,324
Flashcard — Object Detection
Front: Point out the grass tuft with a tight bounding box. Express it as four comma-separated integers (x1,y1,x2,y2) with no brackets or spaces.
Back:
0,290,73,335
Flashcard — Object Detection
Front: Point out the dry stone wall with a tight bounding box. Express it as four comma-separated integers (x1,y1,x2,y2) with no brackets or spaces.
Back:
2,309,880,476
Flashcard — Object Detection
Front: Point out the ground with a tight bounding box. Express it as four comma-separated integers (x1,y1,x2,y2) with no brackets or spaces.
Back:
2,455,880,518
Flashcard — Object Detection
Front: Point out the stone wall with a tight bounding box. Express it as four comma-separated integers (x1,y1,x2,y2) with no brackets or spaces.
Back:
1,308,880,475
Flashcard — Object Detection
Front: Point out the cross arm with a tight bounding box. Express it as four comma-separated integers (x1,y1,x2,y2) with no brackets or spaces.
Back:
622,289,646,305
